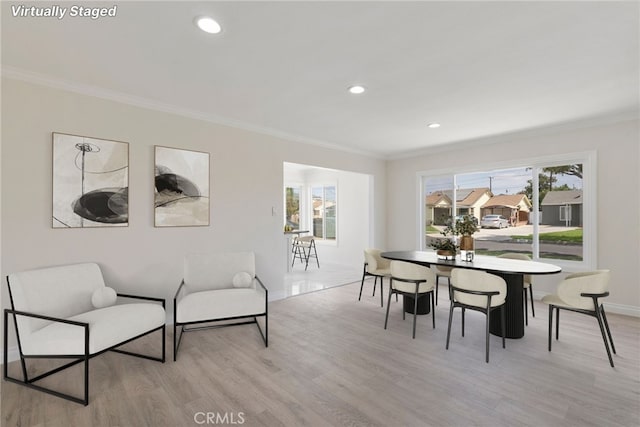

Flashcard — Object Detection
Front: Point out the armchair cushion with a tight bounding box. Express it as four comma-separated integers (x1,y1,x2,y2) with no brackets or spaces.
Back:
176,287,265,323
19,303,165,356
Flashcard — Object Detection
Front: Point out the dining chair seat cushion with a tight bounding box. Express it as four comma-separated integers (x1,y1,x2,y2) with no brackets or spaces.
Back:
19,303,165,356
176,288,265,323
368,267,391,277
540,293,573,309
451,269,506,308
392,280,434,294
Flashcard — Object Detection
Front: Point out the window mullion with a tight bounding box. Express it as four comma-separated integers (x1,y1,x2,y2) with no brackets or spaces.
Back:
532,167,540,260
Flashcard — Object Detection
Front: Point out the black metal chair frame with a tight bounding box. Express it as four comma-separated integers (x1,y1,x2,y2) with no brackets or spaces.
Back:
359,262,385,307
3,278,166,406
292,237,320,270
547,291,616,367
435,272,451,306
524,282,535,325
173,275,268,361
384,277,435,339
446,286,505,363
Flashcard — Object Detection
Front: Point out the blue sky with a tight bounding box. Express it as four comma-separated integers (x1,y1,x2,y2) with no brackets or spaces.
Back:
426,166,583,196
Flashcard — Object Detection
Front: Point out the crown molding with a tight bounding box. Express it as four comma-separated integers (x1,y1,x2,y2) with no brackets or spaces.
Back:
1,65,383,160
387,109,639,161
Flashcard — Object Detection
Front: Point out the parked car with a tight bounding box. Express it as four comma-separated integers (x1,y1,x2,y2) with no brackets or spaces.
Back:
480,214,509,229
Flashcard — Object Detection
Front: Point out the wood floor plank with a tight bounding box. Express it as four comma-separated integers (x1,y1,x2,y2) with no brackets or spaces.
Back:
2,281,639,426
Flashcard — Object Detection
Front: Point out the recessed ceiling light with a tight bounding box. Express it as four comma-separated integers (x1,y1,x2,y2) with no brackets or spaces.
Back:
195,16,222,34
348,85,366,94
427,123,441,129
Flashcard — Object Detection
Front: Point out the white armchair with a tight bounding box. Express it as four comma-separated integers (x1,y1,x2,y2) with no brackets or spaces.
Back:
4,263,166,405
173,252,268,361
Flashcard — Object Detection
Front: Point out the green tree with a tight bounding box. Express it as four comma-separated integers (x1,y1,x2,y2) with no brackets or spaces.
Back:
521,164,582,202
522,173,557,202
285,188,299,224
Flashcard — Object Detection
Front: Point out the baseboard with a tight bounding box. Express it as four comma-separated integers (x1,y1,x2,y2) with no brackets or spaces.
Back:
533,291,640,317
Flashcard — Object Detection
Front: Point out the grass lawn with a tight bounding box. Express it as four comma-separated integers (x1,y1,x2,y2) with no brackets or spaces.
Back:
474,249,583,261
426,225,440,234
511,228,583,244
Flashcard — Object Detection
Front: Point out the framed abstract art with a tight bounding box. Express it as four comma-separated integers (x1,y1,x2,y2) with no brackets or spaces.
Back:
154,146,210,227
52,133,129,228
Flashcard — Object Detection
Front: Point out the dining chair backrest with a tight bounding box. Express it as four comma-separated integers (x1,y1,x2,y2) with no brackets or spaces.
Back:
364,249,390,273
557,270,610,310
451,268,506,308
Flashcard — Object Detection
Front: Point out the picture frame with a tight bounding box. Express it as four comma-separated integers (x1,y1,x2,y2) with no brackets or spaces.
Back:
52,132,129,228
154,146,210,227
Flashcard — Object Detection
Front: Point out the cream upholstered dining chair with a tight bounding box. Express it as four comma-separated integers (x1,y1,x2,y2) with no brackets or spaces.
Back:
435,265,452,306
498,253,535,325
447,268,506,363
541,270,616,367
359,249,392,307
385,261,436,338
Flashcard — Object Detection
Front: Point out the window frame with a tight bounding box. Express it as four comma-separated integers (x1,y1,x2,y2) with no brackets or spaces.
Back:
310,183,338,244
417,151,596,271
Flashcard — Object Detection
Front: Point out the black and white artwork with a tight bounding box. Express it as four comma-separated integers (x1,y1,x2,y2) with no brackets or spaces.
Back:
52,133,129,228
154,146,210,227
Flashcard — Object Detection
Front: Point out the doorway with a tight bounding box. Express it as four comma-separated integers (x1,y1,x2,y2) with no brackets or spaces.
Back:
283,162,372,297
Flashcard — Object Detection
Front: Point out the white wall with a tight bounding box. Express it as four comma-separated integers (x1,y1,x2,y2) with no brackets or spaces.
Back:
0,78,387,352
386,118,640,314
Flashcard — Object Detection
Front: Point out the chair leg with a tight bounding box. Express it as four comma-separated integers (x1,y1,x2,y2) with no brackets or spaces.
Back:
359,266,367,301
461,307,465,337
372,276,377,297
529,285,535,317
380,277,384,307
595,308,615,367
524,287,529,326
601,306,616,354
435,276,439,306
548,305,553,351
501,305,506,349
555,307,560,340
431,291,436,329
412,288,419,339
446,303,454,350
384,287,393,330
485,310,491,363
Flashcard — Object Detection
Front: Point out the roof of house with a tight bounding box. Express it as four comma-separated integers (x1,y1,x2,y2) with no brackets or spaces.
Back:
426,188,490,206
482,194,532,210
541,190,583,206
457,187,492,206
425,191,452,206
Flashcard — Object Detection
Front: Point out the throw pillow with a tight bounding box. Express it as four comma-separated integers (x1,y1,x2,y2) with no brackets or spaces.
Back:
91,286,118,309
232,272,253,288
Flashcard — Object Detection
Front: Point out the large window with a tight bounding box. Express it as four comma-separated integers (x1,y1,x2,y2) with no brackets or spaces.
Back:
312,185,336,240
421,153,594,269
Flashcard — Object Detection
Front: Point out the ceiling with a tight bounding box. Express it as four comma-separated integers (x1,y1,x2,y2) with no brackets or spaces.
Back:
2,1,638,158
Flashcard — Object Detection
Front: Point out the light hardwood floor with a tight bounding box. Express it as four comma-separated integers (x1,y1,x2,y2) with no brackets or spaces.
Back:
2,280,639,427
